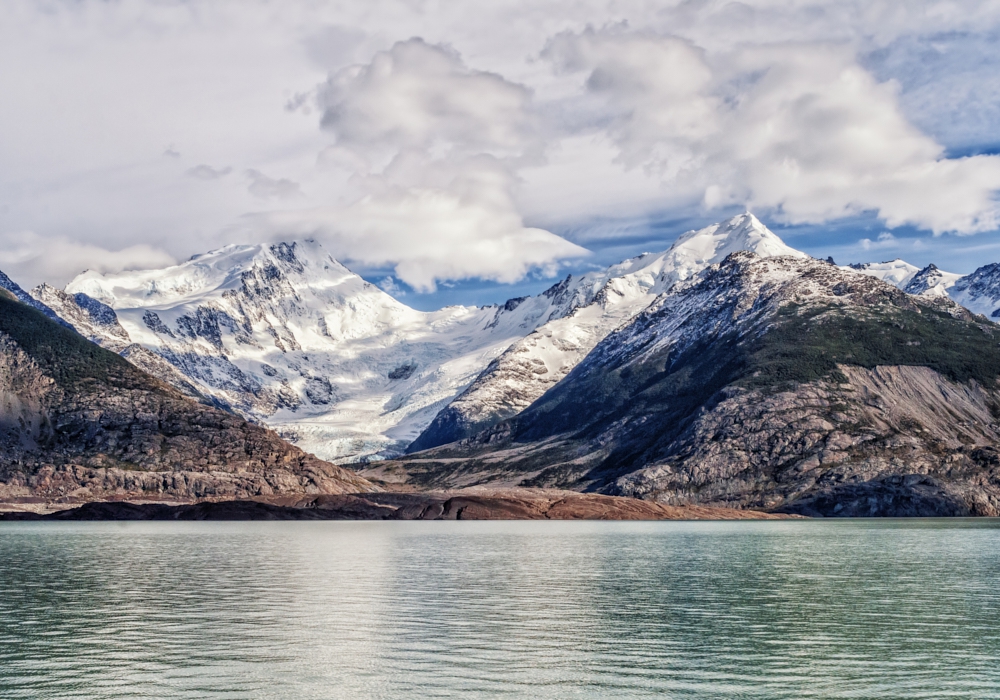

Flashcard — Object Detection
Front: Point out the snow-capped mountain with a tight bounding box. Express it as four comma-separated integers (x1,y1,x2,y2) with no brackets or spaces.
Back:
381,251,1000,517
847,259,922,288
902,264,963,298
847,259,962,298
847,259,1000,315
55,240,598,461
31,213,807,462
409,212,809,451
948,265,1000,319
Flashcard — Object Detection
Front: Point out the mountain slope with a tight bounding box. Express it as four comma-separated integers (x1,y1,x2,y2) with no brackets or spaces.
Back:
381,252,1000,516
0,289,374,501
409,213,808,452
60,240,572,462
0,270,67,325
948,264,1000,319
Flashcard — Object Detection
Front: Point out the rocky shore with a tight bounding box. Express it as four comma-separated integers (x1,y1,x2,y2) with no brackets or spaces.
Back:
0,487,794,521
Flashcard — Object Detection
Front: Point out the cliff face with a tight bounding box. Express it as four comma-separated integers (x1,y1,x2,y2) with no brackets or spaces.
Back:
377,253,1000,516
0,290,375,502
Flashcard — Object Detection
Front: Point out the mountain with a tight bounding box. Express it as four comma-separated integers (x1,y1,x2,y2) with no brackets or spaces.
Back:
0,287,374,502
849,259,1000,316
58,240,586,462
28,213,1000,474
373,252,1000,517
902,264,963,297
409,213,807,452
947,265,1000,319
849,259,963,298
847,259,923,288
0,269,68,325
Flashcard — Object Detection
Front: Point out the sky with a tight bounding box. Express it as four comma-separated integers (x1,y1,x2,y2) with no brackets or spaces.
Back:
2,0,1000,310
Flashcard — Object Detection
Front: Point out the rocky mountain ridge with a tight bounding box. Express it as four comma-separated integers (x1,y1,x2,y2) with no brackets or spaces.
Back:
409,213,808,451
850,257,1000,315
53,239,630,463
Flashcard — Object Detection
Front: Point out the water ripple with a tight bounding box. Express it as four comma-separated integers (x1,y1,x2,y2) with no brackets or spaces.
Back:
0,520,998,698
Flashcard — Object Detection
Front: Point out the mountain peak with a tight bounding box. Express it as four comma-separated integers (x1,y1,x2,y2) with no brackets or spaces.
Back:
66,239,365,308
659,212,807,283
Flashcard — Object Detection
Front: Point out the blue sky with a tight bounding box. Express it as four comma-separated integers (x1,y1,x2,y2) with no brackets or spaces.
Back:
2,1,1000,310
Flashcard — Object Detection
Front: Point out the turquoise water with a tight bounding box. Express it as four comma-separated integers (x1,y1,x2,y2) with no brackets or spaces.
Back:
0,519,999,699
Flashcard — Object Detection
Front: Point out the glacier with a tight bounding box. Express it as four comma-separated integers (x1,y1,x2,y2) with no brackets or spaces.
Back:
56,240,599,461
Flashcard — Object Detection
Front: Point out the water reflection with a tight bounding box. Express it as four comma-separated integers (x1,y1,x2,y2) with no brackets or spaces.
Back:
0,520,998,698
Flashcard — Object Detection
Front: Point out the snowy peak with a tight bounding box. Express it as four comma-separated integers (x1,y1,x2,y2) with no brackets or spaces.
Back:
67,240,379,310
846,259,921,289
846,257,982,310
537,213,808,320
409,213,811,452
665,212,808,274
903,264,962,298
950,263,1000,318
603,212,808,298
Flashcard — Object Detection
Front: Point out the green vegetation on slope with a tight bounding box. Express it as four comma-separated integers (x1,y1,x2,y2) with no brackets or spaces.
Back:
745,304,1000,389
0,292,165,394
508,303,1000,480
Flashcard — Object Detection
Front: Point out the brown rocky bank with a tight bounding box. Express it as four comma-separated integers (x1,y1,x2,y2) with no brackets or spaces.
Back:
0,487,793,520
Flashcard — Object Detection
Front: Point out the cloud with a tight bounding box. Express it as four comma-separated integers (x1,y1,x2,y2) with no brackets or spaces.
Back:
4,0,1000,293
262,38,585,291
542,27,1000,235
543,27,718,173
0,230,176,289
378,275,405,297
246,169,302,199
254,158,587,292
186,164,232,180
317,38,541,168
860,231,897,251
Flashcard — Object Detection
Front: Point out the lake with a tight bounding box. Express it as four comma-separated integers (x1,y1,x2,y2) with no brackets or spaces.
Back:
1,519,998,698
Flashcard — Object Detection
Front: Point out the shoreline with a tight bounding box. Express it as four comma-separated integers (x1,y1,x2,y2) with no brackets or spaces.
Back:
0,487,796,521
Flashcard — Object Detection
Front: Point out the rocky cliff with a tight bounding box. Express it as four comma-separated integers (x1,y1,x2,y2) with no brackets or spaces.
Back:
0,289,375,502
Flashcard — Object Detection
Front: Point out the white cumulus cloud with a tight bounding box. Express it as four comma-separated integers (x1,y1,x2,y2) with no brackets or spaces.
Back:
543,27,1000,234
258,38,586,291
